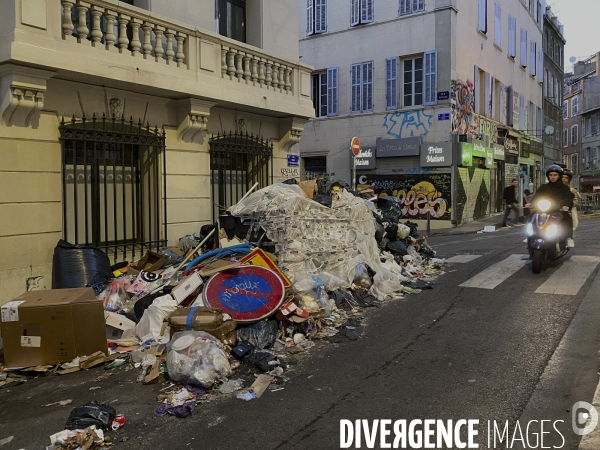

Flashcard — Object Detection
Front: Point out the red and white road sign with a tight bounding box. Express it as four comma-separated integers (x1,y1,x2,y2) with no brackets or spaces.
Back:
351,137,361,157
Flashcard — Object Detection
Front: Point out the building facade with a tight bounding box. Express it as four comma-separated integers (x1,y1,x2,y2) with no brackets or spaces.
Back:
564,53,600,190
579,71,600,192
0,0,314,304
542,6,565,166
298,0,544,228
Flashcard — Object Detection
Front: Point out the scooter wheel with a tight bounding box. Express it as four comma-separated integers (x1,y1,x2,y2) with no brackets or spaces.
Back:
532,249,543,274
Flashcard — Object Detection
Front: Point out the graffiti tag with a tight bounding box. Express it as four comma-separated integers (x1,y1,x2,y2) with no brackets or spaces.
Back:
280,168,299,177
382,110,433,139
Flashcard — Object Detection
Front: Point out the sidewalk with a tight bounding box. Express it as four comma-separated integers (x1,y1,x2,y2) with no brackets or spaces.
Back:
426,213,507,236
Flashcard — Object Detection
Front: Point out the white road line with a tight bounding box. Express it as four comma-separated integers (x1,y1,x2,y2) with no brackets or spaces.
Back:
459,254,529,289
534,256,600,296
445,255,483,263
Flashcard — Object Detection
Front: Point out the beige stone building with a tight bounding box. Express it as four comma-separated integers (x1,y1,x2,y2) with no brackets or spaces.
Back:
0,0,314,304
298,0,544,226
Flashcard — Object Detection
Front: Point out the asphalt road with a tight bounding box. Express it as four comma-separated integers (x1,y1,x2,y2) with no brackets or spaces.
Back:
1,219,599,450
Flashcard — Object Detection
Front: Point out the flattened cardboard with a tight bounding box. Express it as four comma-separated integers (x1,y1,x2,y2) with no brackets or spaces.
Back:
105,312,136,340
198,260,241,277
0,288,107,368
128,251,167,277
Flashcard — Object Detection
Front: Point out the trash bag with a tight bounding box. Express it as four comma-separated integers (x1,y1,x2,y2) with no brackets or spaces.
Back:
386,240,408,257
403,221,420,238
374,221,385,243
52,240,112,289
353,263,372,289
64,401,117,430
384,225,398,242
244,351,279,372
99,278,131,313
281,178,298,185
397,224,411,240
312,194,332,208
237,320,278,349
167,331,232,388
419,242,436,259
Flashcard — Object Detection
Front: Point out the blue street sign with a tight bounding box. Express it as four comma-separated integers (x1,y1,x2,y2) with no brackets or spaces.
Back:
203,266,285,322
438,113,450,121
287,155,299,167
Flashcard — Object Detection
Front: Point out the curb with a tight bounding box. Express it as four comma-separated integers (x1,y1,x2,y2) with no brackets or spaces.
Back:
577,373,600,449
579,213,600,221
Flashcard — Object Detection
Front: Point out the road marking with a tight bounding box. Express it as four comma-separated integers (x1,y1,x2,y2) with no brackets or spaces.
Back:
446,255,483,263
459,254,529,289
534,256,600,296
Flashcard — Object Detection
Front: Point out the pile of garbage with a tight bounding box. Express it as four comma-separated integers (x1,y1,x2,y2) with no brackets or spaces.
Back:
0,182,443,448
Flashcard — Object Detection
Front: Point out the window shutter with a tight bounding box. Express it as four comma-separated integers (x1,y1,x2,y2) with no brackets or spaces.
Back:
563,128,567,147
540,0,546,30
386,57,398,110
572,125,577,145
533,106,537,135
307,0,314,35
361,0,374,23
499,82,505,124
315,0,327,33
327,67,338,116
519,94,524,130
530,41,536,75
494,3,501,46
509,17,516,57
533,0,538,21
399,0,409,15
520,29,527,67
424,50,437,105
417,0,424,11
351,64,361,112
537,50,543,83
478,0,487,33
474,66,480,115
351,0,359,26
563,101,568,119
362,62,373,111
483,72,491,117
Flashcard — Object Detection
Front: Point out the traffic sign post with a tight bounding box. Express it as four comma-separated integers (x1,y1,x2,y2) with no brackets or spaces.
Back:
351,137,361,190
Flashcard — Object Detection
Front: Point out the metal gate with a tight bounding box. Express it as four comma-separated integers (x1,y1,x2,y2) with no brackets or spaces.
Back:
209,132,273,219
59,115,167,262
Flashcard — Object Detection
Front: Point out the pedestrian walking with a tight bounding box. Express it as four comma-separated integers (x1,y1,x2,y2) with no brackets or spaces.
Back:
502,179,520,227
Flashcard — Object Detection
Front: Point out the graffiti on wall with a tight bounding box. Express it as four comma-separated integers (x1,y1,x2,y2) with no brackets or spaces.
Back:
455,167,490,223
382,110,433,139
451,79,475,136
356,174,452,219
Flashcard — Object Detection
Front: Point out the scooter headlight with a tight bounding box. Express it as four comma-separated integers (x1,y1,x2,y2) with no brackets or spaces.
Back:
537,199,552,212
545,224,558,238
526,223,534,236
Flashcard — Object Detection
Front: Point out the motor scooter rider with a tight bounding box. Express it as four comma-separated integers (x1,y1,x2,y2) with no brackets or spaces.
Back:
528,164,575,247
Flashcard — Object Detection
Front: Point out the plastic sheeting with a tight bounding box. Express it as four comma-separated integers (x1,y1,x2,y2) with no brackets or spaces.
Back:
228,184,404,297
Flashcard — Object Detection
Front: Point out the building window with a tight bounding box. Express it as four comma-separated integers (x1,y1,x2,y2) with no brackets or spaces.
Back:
399,0,424,16
307,0,327,36
312,68,338,117
403,56,423,107
572,96,579,116
563,100,568,119
217,0,246,43
351,61,374,113
563,128,568,148
571,124,578,146
571,153,578,175
494,2,501,47
478,0,487,33
520,29,528,67
508,16,516,58
351,0,373,26
386,57,398,110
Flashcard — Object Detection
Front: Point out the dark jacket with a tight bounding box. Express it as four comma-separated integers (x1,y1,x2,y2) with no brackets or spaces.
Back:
503,185,518,204
533,181,574,210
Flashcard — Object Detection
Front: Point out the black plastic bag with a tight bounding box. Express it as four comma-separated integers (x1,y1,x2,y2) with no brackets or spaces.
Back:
282,178,298,185
65,401,116,430
237,321,278,349
403,221,420,238
244,351,279,372
312,194,332,208
386,240,408,257
52,240,112,289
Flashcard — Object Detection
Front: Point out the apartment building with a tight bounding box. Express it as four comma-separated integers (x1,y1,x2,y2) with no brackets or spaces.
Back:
298,0,544,227
0,0,314,303
564,53,600,190
542,6,565,166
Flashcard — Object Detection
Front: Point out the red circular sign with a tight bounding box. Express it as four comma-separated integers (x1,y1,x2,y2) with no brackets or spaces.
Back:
203,266,285,323
351,137,361,156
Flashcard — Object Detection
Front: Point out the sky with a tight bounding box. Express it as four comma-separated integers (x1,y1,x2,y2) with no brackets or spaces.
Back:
549,0,600,72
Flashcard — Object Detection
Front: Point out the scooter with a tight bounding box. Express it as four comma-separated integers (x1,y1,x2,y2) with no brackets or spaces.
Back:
526,198,570,274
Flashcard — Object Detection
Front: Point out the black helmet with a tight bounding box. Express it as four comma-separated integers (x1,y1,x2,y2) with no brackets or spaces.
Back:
562,168,573,181
546,164,564,180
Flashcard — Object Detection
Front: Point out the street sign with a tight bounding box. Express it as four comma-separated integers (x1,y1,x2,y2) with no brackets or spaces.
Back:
239,248,291,288
351,136,361,156
203,266,285,322
437,91,450,100
287,155,299,167
438,113,450,121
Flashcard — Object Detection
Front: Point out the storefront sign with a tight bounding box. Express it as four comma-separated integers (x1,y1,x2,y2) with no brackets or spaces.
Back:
353,146,376,169
472,139,488,157
287,155,299,167
376,137,421,158
505,136,519,156
521,142,530,158
530,140,543,156
461,143,473,167
580,177,600,185
493,144,505,160
420,142,453,167
486,147,494,167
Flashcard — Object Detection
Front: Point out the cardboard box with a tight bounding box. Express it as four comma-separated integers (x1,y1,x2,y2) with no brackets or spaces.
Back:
171,272,203,305
198,260,241,277
0,288,107,368
105,311,136,340
128,251,167,276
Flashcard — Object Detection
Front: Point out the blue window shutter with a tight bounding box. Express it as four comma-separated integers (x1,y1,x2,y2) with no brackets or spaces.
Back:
351,64,361,112
327,67,338,116
362,62,373,111
424,50,437,105
386,57,398,110
315,0,327,34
